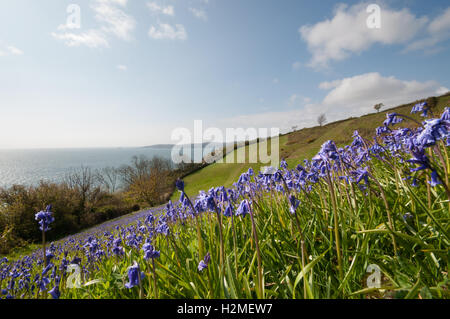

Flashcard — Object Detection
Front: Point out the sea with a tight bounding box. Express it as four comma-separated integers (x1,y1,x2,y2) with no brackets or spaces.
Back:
0,147,174,188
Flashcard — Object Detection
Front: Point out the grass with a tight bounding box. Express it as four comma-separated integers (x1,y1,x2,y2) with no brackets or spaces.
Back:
1,93,449,299
175,93,450,200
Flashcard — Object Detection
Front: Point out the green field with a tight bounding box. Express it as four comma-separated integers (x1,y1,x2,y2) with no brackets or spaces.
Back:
174,93,450,200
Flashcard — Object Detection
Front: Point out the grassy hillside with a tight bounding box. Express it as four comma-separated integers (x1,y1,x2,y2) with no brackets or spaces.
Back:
173,93,450,200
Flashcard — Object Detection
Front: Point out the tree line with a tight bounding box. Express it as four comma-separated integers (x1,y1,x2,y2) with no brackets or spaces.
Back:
0,155,203,254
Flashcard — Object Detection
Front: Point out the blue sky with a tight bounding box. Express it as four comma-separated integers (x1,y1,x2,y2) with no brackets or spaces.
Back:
1,0,449,148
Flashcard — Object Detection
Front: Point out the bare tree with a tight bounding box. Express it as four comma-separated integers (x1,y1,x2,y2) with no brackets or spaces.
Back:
119,155,172,206
95,167,120,193
374,103,384,113
317,113,327,127
65,166,102,224
291,125,298,132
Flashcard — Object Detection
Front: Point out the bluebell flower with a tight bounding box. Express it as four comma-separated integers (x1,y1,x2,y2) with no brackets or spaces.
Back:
45,250,54,264
198,260,207,272
411,102,428,117
223,204,233,217
219,187,228,202
261,166,276,175
175,179,185,192
403,213,413,222
288,195,300,215
198,252,211,272
441,107,450,121
125,262,144,289
416,118,449,148
49,285,60,299
158,222,170,236
35,206,55,232
42,263,54,276
238,173,249,184
39,277,50,292
142,242,160,260
383,113,403,127
49,276,61,299
376,125,389,135
407,150,431,172
353,168,369,185
206,195,216,211
235,200,250,217
429,171,442,187
315,140,339,162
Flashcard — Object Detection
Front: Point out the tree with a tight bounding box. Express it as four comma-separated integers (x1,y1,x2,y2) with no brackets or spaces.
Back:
65,166,102,224
317,113,327,127
119,155,172,206
291,125,298,132
374,103,384,113
95,167,120,194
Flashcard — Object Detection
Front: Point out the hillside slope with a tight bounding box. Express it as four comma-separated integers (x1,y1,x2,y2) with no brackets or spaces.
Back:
172,93,450,200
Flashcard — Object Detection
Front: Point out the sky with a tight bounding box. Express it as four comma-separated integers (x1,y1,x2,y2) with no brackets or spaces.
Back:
0,0,449,148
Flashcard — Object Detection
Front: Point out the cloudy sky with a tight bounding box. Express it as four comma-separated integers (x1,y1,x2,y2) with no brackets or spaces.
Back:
1,0,449,148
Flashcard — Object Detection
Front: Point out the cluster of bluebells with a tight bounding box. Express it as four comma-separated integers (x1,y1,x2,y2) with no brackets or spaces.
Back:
1,102,449,299
35,205,54,232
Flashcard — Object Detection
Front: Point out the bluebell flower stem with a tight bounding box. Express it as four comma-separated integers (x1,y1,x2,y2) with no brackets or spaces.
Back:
367,172,398,255
246,201,263,298
325,173,343,280
151,258,158,299
42,231,47,268
230,210,238,278
212,201,225,279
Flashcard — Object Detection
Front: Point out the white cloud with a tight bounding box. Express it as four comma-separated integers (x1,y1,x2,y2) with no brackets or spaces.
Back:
299,2,428,68
52,0,135,47
148,23,187,40
147,2,175,16
405,7,450,52
117,64,127,71
320,72,446,112
51,30,109,48
189,7,207,21
428,7,450,34
0,44,24,56
216,72,448,132
6,46,23,55
288,94,311,107
93,1,136,41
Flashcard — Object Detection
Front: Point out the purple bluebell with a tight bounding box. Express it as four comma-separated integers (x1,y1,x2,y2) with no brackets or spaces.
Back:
125,262,144,289
235,200,250,218
288,195,300,215
142,242,160,260
35,205,55,232
411,102,429,117
198,252,211,272
383,113,403,127
175,179,185,192
429,171,442,187
223,204,233,217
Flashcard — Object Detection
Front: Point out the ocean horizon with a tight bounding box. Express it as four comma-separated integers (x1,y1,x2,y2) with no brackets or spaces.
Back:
0,147,174,188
